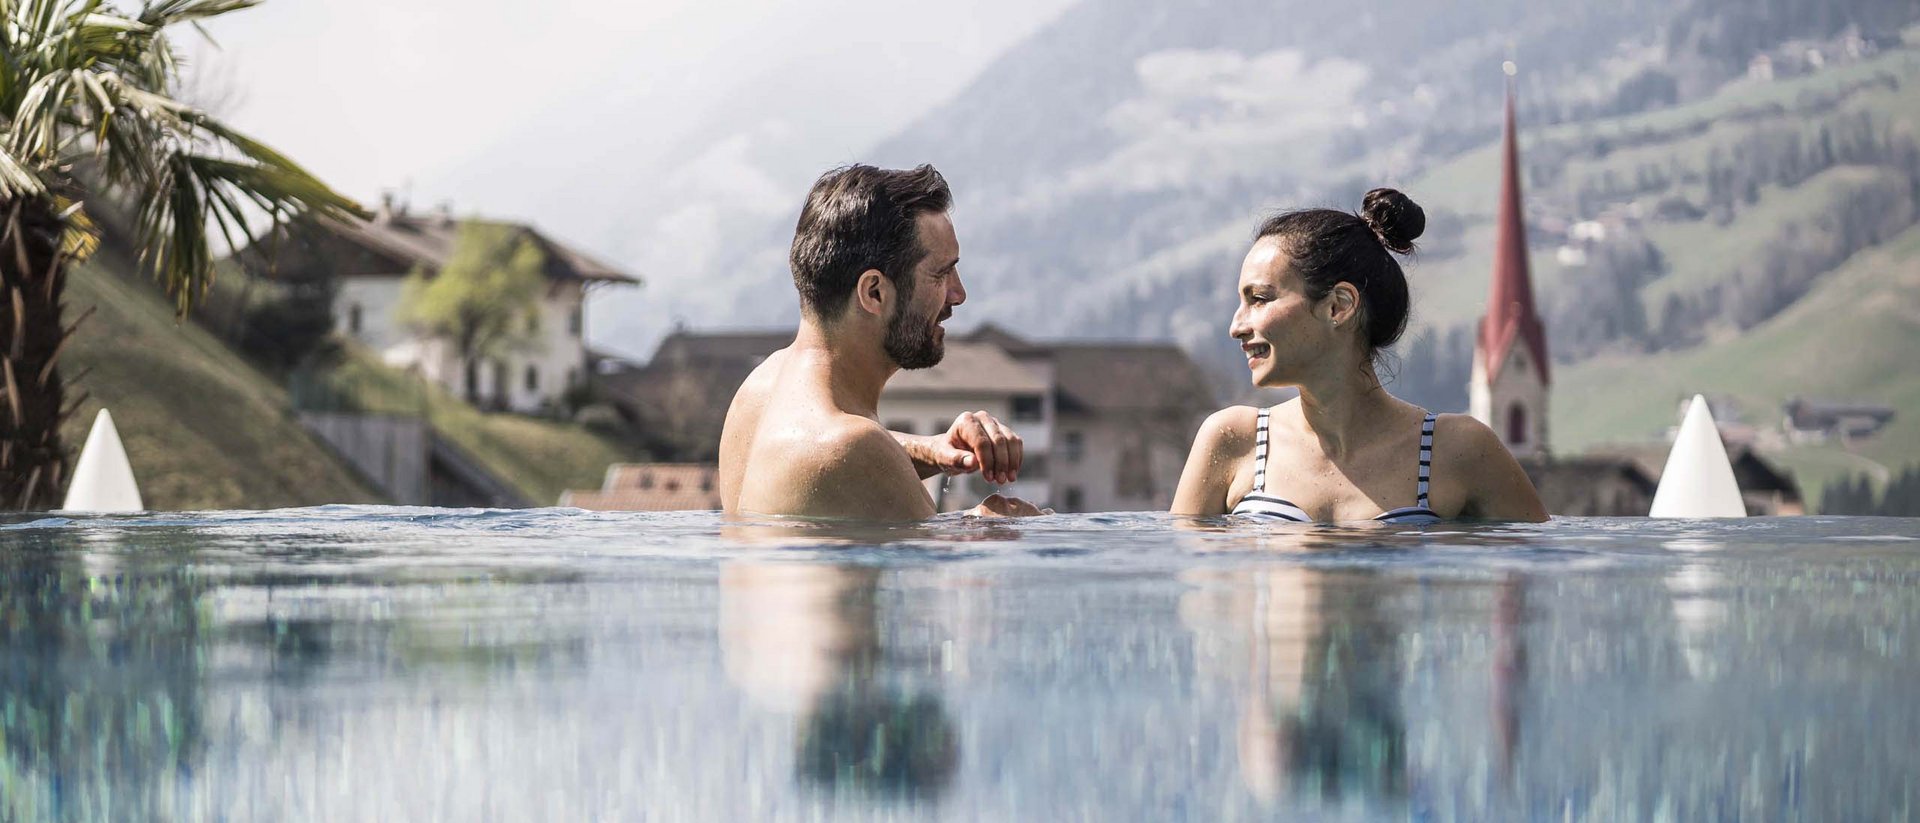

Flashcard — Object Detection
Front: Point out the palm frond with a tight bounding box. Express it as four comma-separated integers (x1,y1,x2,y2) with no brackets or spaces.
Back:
0,145,47,197
138,0,259,27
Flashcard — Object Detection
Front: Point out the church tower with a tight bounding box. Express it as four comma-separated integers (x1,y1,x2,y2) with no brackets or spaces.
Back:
1469,71,1551,458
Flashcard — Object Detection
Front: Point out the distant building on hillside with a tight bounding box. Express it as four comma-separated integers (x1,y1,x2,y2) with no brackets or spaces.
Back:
236,196,639,414
1588,444,1806,516
1783,397,1897,443
595,330,792,461
965,325,1217,513
591,325,1216,512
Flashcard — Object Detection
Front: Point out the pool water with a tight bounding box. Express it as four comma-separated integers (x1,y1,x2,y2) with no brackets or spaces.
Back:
0,508,1915,821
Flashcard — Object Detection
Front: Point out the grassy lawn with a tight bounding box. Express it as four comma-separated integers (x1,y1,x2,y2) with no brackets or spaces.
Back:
1554,223,1920,506
312,347,641,505
60,262,383,510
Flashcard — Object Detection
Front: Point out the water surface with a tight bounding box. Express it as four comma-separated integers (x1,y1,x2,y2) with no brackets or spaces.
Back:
1,509,1915,820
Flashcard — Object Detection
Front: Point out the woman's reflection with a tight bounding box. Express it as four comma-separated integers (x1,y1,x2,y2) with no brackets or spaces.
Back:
1184,562,1408,806
719,561,958,800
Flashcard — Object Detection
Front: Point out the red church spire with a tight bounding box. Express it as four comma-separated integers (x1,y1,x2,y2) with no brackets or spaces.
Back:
1479,76,1550,385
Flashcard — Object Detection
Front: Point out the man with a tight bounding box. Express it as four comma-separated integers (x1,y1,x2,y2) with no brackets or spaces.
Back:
718,164,1045,520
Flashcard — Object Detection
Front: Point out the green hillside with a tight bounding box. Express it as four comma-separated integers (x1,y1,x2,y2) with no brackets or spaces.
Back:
54,246,642,510
305,347,641,505
60,263,383,510
1555,224,1920,503
1409,47,1920,334
1394,44,1920,508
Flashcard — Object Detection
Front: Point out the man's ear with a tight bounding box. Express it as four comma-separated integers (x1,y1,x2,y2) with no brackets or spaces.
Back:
853,269,892,318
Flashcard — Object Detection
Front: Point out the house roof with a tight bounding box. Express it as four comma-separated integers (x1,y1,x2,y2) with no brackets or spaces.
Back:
959,325,1218,415
883,340,1051,395
1784,397,1897,422
1047,344,1218,415
1522,456,1657,493
1478,83,1551,386
1584,443,1802,500
243,210,640,286
649,329,793,366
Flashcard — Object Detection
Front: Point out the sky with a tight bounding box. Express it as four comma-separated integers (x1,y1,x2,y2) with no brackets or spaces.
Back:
191,0,1078,357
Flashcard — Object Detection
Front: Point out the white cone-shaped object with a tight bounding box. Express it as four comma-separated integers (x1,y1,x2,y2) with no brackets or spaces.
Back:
61,409,143,512
1649,395,1745,518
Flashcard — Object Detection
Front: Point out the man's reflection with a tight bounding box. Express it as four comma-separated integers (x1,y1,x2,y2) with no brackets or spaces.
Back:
719,561,958,800
1184,562,1407,806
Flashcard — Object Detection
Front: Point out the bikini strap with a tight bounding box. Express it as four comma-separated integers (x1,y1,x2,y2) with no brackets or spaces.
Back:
1253,407,1272,494
1418,412,1436,509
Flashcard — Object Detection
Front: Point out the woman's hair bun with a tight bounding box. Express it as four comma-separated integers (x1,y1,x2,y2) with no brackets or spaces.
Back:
1361,188,1424,255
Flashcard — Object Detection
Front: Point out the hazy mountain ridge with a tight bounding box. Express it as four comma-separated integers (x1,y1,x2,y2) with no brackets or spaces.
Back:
860,0,1682,352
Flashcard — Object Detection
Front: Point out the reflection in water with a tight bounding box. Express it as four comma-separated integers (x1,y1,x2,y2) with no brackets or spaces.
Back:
1491,574,1527,783
1184,561,1409,806
0,510,1914,818
0,528,208,821
1245,567,1406,804
720,562,958,801
1184,559,1537,810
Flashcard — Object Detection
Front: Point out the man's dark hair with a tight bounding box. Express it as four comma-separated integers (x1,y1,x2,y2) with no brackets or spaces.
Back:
789,164,952,319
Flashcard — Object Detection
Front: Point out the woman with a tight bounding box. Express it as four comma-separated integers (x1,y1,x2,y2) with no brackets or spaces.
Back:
1172,189,1547,522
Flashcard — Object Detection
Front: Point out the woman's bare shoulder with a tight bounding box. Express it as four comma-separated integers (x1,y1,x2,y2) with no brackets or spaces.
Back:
1431,413,1506,464
1195,405,1264,450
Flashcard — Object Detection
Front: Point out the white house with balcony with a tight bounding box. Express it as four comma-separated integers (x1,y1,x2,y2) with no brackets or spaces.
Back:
238,199,639,414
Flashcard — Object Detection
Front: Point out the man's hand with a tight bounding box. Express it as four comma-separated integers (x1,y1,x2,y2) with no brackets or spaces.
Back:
897,410,1025,484
968,493,1052,518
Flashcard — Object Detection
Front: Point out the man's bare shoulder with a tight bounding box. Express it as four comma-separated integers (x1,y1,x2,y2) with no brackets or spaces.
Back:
718,347,794,513
736,414,932,521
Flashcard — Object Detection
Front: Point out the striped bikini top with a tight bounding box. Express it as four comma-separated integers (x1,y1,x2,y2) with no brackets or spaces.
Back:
1230,407,1443,525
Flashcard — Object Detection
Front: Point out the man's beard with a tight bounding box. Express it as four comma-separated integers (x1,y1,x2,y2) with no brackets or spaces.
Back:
884,301,945,370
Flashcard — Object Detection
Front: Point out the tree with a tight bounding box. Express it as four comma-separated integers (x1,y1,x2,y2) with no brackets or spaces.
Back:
0,0,362,509
398,222,546,407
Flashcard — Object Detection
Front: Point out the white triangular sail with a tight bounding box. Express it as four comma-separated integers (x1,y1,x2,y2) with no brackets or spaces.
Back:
60,409,143,512
1649,395,1745,518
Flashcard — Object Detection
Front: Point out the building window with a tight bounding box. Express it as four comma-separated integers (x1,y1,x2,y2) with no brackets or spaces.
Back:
525,365,540,393
569,306,583,337
1508,403,1528,445
492,360,508,405
887,420,915,435
348,303,363,335
1011,394,1044,422
1063,430,1084,463
566,367,580,389
526,312,541,335
1063,486,1084,513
